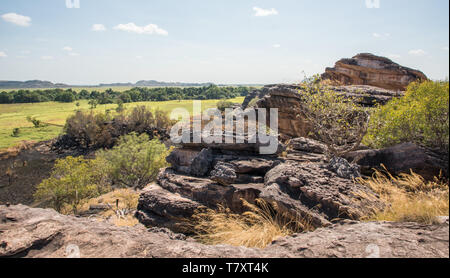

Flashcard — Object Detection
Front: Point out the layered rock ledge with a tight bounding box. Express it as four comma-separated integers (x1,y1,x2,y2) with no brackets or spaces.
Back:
321,53,428,91
1,205,448,258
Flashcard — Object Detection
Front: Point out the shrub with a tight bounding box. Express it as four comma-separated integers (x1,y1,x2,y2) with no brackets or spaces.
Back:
62,106,173,150
216,100,235,112
64,111,114,149
192,199,313,248
26,116,46,128
34,156,110,214
115,99,125,113
247,97,260,108
364,81,449,153
11,128,21,137
88,99,98,109
358,168,449,224
300,76,370,158
95,133,172,189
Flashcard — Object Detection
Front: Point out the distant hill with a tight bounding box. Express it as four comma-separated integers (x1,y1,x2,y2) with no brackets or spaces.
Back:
0,80,70,89
0,80,218,89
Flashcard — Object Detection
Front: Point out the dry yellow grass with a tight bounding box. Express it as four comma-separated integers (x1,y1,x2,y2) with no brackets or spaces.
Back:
192,199,313,249
357,167,449,224
63,188,141,227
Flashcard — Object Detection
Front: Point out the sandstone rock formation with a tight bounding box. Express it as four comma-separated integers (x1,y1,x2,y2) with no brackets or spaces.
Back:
137,145,283,233
321,53,428,91
344,143,449,180
242,84,404,139
137,137,384,232
1,205,448,258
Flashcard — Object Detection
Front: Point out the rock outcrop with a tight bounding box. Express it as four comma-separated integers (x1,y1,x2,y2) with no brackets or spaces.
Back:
261,161,383,228
1,205,448,258
344,143,449,180
321,53,428,91
137,136,384,232
243,84,404,139
137,145,282,233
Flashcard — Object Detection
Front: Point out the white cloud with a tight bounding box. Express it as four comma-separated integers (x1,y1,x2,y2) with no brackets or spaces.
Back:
272,44,281,48
63,46,73,52
2,13,31,27
41,56,54,60
0,51,7,58
136,55,143,59
113,23,168,36
373,32,390,39
253,7,279,17
69,52,80,56
443,46,449,51
408,49,427,56
92,24,106,32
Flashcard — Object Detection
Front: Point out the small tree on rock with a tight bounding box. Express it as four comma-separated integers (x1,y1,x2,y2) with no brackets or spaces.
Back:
299,76,370,158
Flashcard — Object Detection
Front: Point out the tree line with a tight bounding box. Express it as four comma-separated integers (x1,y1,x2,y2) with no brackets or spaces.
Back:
0,85,252,104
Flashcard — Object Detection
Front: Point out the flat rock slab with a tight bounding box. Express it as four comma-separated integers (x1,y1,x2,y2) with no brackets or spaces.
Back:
0,205,448,258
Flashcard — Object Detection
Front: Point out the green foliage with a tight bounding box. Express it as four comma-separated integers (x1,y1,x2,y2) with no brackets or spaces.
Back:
34,156,110,214
216,100,235,112
11,128,20,137
364,81,449,153
115,99,125,113
88,99,98,109
300,75,370,158
26,116,46,128
96,133,172,189
247,97,260,108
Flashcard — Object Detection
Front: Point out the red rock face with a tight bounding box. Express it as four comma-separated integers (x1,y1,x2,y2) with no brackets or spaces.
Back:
322,53,428,91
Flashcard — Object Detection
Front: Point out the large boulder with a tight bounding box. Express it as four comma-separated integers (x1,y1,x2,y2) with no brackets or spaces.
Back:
1,205,448,258
260,162,384,228
344,143,449,180
321,53,428,91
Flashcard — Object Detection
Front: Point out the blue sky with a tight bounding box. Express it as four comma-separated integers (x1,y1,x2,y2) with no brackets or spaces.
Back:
0,0,448,85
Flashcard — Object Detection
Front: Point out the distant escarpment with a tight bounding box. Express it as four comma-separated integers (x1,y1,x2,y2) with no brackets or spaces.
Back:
321,53,428,91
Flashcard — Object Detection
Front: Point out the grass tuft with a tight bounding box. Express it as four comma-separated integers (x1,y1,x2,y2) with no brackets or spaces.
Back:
357,167,449,224
192,199,313,249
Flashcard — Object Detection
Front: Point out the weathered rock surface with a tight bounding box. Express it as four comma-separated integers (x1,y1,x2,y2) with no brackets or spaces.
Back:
137,167,265,232
321,53,428,91
260,162,384,228
1,205,448,258
344,143,449,180
140,134,384,233
328,157,361,180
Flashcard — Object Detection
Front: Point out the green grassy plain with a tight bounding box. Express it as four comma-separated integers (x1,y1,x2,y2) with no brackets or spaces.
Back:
0,97,245,150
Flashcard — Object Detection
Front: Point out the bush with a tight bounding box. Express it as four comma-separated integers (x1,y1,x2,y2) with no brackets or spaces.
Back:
364,81,449,154
64,111,114,149
26,116,46,128
300,76,370,158
11,128,21,137
96,133,172,189
34,156,110,214
62,106,174,150
216,100,235,112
